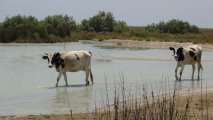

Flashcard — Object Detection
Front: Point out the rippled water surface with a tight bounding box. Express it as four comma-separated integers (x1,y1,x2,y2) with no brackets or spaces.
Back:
0,42,213,115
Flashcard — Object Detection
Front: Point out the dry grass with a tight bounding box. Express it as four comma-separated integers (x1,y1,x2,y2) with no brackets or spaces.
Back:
91,76,213,120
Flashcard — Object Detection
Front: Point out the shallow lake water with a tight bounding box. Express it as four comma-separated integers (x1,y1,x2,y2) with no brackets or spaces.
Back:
0,41,213,115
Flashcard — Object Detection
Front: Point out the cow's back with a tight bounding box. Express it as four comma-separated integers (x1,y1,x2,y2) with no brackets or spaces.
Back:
60,51,92,72
182,45,202,64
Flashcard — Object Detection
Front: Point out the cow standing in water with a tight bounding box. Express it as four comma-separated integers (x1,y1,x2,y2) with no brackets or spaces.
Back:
169,45,203,81
42,51,93,87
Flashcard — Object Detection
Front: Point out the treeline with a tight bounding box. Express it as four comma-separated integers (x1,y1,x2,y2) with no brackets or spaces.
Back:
0,15,77,43
0,11,128,43
145,19,200,34
0,11,201,43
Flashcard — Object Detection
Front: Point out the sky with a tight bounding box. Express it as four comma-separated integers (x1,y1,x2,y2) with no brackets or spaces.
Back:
0,0,213,28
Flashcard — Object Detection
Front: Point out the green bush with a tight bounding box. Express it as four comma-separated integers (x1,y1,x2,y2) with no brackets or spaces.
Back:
0,15,76,42
114,21,129,33
145,19,200,34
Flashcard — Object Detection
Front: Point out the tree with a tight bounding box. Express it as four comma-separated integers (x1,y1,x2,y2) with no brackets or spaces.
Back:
43,15,76,37
89,12,105,32
145,19,200,34
0,15,38,42
80,19,93,32
114,21,128,33
85,11,116,32
104,12,115,32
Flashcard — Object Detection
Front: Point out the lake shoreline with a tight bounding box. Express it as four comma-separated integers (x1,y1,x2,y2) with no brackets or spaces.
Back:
87,39,213,50
1,39,213,50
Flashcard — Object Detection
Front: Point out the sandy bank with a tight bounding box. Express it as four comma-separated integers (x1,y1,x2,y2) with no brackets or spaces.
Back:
84,39,213,50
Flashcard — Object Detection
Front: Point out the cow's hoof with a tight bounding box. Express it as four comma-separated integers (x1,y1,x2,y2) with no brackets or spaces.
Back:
86,81,90,86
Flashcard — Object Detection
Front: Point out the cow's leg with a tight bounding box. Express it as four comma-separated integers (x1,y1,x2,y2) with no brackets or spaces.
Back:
179,65,184,81
56,72,63,87
175,65,179,80
63,72,68,86
89,69,94,84
85,69,89,86
192,64,195,80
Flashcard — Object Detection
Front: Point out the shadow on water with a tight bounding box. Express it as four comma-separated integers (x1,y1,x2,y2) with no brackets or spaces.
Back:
179,78,202,81
45,84,91,89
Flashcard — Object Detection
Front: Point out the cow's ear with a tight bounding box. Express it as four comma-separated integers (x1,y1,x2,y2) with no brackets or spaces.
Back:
169,47,174,50
42,56,48,60
169,47,175,55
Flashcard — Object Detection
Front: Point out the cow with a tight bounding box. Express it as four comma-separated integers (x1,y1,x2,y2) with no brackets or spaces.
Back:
169,45,203,81
42,51,93,87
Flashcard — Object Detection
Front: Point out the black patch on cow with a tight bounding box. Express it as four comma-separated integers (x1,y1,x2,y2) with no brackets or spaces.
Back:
189,51,195,57
193,56,197,61
190,48,196,51
74,54,80,60
189,51,198,61
169,47,175,55
51,52,65,69
176,47,184,61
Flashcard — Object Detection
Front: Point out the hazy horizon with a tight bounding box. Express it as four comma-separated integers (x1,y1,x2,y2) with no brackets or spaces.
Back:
0,0,213,28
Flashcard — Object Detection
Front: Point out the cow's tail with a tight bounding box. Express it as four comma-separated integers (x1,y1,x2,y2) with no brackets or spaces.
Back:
88,51,92,56
89,69,94,84
199,50,203,71
200,63,203,71
88,51,93,83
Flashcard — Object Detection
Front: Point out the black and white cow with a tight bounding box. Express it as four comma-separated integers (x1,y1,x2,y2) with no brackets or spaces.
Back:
169,45,203,81
42,51,93,87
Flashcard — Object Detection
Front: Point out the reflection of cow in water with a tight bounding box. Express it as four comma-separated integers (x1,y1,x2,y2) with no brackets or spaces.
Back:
169,45,203,81
42,51,93,87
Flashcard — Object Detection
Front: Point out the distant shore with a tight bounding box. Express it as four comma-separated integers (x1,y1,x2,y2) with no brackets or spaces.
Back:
86,39,213,50
1,39,213,50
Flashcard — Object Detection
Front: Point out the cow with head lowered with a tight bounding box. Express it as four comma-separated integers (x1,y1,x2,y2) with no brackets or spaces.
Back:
42,51,93,87
169,45,203,81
